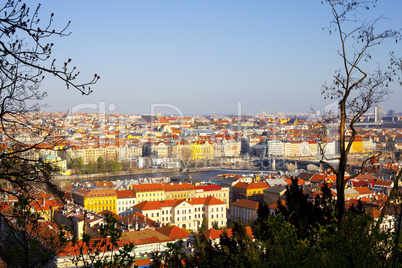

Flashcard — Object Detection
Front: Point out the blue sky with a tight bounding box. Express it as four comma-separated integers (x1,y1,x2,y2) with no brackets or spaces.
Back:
36,1,402,115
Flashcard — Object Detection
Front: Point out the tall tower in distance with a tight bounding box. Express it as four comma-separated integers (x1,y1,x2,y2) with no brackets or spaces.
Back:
374,105,383,123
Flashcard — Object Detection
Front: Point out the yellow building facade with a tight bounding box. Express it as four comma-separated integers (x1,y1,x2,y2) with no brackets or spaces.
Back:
163,183,196,200
132,183,165,203
72,188,117,214
190,140,214,160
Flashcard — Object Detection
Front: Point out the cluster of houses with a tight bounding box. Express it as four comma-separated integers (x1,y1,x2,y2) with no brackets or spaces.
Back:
8,111,402,176
0,157,400,266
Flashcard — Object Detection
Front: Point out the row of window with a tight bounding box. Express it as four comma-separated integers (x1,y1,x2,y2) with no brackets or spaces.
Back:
86,199,116,205
89,206,115,212
137,192,163,198
118,200,135,205
118,207,133,212
211,214,224,219
210,207,224,212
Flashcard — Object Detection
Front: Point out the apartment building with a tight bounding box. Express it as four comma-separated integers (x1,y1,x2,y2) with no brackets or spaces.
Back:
230,199,259,225
131,183,165,203
163,183,196,200
194,185,230,208
116,190,136,217
71,188,117,214
133,196,226,231
231,181,270,204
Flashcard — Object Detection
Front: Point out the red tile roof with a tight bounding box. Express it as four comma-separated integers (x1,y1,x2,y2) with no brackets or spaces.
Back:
163,183,195,192
134,201,163,211
353,187,373,195
116,190,136,199
194,185,223,191
188,196,226,206
155,225,190,240
132,183,164,192
231,199,259,210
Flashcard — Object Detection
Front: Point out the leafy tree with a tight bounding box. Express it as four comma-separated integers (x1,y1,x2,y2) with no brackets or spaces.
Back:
190,221,262,268
199,217,208,233
212,221,219,230
69,157,84,174
277,178,315,239
150,241,188,268
319,0,401,227
107,160,122,173
97,157,107,173
87,162,98,174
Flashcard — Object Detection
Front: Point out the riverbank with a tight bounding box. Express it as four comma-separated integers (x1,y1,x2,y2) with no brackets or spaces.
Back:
54,168,182,181
54,166,261,183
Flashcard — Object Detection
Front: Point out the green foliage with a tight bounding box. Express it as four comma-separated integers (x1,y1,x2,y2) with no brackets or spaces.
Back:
106,160,123,173
150,241,187,268
154,181,402,267
69,157,84,175
212,221,219,230
199,217,208,233
277,178,336,240
75,158,124,174
190,221,263,268
97,157,107,173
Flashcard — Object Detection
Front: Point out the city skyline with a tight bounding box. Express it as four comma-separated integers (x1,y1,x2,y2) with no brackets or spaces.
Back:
36,1,402,115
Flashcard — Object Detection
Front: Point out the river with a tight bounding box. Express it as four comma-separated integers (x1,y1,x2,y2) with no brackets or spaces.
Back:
55,159,324,188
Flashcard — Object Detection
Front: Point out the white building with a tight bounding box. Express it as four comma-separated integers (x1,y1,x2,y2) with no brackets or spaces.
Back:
268,140,284,157
116,190,137,217
283,142,292,157
230,199,259,225
132,196,227,231
117,145,142,162
319,141,336,156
